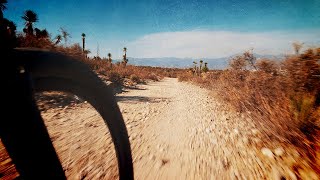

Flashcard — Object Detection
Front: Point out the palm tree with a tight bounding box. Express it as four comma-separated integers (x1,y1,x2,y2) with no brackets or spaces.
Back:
0,0,7,19
199,60,203,75
22,10,38,36
123,58,128,67
193,61,197,75
107,52,112,63
81,33,86,52
122,47,128,67
123,47,127,56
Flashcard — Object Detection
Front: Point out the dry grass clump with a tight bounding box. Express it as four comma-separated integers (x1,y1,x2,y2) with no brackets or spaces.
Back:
85,60,162,85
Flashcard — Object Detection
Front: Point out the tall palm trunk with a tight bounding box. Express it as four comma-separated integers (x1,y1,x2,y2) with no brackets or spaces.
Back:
82,37,85,52
199,64,202,75
123,47,128,67
193,61,197,75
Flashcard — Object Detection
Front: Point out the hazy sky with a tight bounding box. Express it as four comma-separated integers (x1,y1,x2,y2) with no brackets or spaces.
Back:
4,0,320,58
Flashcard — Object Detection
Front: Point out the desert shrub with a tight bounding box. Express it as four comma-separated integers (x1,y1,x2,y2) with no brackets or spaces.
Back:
108,71,122,84
178,73,192,82
80,61,188,85
51,43,88,62
17,34,53,49
256,59,278,74
130,74,141,83
229,55,247,70
283,50,320,94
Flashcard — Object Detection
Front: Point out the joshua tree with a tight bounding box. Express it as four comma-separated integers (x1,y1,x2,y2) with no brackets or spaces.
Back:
60,27,70,46
81,33,86,52
292,42,304,55
0,0,7,19
54,34,62,45
22,10,38,36
199,60,203,75
243,50,257,70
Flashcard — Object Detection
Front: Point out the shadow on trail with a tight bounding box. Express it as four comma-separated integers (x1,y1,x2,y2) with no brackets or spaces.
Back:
35,92,83,111
116,96,168,104
110,84,147,94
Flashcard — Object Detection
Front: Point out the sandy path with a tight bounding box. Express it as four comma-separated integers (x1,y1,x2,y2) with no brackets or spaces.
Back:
28,78,318,179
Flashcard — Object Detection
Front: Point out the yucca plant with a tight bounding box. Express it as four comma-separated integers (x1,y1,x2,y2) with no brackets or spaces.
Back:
199,60,203,75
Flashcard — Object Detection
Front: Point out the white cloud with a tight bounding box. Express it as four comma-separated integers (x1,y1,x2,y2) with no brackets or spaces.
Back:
127,30,320,58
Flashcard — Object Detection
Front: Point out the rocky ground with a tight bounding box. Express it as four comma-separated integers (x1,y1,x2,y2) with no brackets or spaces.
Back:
0,78,318,179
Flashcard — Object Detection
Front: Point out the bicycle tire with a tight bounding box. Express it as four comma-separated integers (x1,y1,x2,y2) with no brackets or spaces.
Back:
3,48,134,180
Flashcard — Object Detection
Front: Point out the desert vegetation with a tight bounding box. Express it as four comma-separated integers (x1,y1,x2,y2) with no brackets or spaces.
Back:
178,47,320,173
1,1,320,178
1,4,185,89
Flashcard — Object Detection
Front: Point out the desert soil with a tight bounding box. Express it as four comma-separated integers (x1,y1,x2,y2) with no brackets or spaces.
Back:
1,78,318,180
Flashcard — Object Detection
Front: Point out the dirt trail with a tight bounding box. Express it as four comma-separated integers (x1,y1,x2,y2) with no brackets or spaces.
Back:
3,77,315,179
119,77,249,179
116,78,308,180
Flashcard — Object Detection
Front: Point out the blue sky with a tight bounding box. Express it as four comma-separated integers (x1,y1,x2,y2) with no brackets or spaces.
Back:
4,0,320,58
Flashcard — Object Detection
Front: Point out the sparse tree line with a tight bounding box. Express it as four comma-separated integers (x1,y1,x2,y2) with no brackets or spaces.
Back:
1,1,179,89
0,1,129,68
90,47,129,67
191,59,209,76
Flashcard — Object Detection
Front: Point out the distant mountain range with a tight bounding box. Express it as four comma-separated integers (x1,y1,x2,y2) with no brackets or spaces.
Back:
118,54,286,69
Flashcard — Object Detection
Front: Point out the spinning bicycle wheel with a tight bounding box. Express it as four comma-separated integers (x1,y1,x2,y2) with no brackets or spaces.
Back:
0,49,133,180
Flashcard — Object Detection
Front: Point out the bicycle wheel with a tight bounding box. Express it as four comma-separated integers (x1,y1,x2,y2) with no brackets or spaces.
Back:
3,48,134,180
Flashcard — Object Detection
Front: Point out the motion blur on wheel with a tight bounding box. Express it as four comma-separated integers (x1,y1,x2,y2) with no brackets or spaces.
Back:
35,91,119,179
